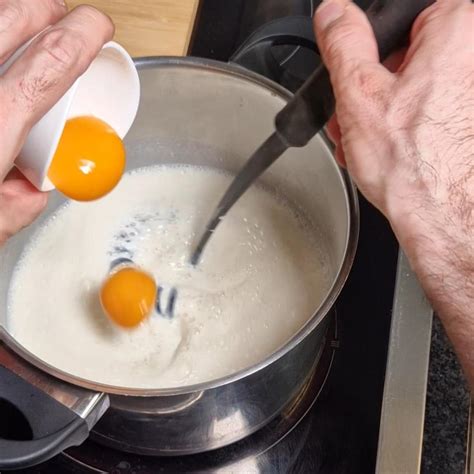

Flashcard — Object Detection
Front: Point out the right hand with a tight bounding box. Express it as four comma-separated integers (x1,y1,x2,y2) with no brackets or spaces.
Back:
0,0,114,244
314,0,473,386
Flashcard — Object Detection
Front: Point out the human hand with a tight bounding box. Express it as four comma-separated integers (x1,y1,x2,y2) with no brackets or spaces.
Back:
314,0,473,386
0,0,114,244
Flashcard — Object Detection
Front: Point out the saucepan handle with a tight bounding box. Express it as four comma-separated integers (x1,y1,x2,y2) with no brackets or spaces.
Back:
275,0,435,146
0,339,109,470
230,16,318,92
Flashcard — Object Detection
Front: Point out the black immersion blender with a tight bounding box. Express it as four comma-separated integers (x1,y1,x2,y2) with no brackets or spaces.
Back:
191,0,434,265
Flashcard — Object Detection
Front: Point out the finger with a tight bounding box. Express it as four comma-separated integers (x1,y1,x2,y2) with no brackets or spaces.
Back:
313,0,395,150
404,0,472,74
0,0,67,64
410,0,467,44
314,0,382,85
0,168,48,245
0,5,114,178
325,114,341,144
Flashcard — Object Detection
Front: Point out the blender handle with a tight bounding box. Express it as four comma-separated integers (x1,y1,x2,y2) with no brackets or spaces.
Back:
275,0,435,146
0,340,109,470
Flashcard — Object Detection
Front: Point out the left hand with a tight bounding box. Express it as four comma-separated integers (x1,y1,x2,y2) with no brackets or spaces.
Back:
0,0,114,244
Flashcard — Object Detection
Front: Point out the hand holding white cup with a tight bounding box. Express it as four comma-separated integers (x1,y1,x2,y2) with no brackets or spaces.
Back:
0,1,139,244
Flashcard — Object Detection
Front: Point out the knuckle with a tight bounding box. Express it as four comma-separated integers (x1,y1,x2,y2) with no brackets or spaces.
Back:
335,64,391,127
0,1,29,33
46,0,66,11
37,27,85,71
0,0,63,35
74,4,114,36
350,65,383,98
37,0,67,16
353,69,393,123
411,0,461,40
324,25,353,60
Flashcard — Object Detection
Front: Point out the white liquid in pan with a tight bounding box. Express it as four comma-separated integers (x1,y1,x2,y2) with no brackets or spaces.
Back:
8,165,330,389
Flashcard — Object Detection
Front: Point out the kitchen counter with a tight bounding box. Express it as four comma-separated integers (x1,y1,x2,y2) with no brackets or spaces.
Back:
66,0,199,57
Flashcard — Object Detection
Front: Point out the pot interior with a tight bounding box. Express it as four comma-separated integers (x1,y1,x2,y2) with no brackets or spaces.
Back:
0,58,354,392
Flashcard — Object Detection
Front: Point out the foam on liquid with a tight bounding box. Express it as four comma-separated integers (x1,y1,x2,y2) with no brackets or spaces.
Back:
8,165,330,389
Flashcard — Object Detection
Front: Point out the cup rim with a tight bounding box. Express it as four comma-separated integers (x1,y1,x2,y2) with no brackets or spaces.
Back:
27,40,139,191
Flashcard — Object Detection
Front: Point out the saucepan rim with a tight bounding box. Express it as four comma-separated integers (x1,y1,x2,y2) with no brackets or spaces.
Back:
0,56,359,397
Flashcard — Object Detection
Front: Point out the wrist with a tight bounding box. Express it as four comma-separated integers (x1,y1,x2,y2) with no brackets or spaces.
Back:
388,197,474,387
389,197,472,288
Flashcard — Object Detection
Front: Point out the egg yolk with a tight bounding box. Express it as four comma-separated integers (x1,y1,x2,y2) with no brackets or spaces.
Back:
48,116,125,201
100,267,157,328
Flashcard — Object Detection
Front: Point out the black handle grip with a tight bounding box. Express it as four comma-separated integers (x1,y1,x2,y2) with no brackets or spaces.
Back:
275,0,435,147
0,366,89,470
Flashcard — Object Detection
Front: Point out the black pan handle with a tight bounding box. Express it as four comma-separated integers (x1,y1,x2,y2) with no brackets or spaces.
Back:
0,339,109,470
230,16,319,92
275,0,435,147
0,365,88,470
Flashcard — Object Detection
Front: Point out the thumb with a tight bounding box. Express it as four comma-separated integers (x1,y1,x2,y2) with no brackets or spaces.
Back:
314,0,385,93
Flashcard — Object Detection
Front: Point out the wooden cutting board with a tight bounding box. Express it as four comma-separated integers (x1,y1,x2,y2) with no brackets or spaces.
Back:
66,0,200,57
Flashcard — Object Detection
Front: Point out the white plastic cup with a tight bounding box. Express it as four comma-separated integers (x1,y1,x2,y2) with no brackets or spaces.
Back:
0,39,140,191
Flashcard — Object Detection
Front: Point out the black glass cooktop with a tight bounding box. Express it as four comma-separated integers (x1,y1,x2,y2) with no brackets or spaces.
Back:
15,1,399,472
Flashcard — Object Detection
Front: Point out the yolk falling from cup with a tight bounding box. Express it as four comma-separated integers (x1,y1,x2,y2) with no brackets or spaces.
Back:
100,266,157,328
48,116,125,201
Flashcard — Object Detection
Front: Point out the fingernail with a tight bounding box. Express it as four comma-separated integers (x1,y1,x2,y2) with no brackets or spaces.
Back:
56,0,67,7
316,0,346,30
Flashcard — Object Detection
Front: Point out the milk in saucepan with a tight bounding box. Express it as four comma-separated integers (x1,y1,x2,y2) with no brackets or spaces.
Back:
7,165,330,389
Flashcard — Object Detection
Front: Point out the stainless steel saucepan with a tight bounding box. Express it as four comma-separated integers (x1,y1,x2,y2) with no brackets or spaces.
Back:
0,57,358,470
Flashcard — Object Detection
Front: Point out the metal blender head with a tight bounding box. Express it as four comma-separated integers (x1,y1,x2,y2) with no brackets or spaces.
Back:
110,257,177,318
